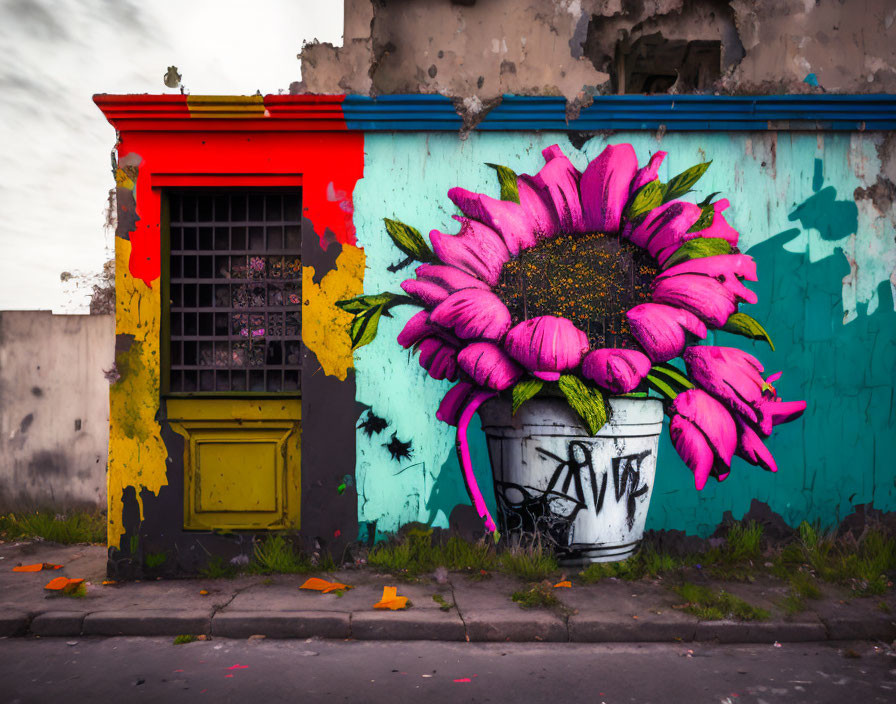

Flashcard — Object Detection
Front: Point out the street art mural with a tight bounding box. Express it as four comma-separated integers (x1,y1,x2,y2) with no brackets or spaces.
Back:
341,143,806,561
352,131,895,543
95,95,895,575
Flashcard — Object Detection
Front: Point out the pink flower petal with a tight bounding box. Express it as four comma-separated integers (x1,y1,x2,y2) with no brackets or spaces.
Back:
457,342,525,391
691,198,739,247
418,338,457,376
447,188,538,256
580,143,638,234
503,316,590,375
400,279,451,307
629,151,667,195
657,254,758,305
652,274,738,328
437,382,475,426
531,145,585,233
758,399,807,436
684,346,765,424
517,174,560,240
430,289,512,342
414,263,490,294
417,337,459,382
581,348,651,394
533,371,561,381
397,310,437,349
429,218,510,286
626,303,707,363
628,201,703,261
735,417,778,472
671,388,737,467
669,415,715,491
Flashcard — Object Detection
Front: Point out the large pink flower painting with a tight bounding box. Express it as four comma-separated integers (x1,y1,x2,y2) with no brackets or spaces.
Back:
339,144,806,534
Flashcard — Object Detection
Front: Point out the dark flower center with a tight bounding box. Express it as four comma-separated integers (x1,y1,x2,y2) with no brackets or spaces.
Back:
493,231,659,349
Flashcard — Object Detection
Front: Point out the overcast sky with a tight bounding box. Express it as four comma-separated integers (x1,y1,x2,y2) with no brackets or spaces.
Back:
0,0,342,312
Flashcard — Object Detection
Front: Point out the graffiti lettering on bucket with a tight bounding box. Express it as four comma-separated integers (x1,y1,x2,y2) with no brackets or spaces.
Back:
495,442,652,549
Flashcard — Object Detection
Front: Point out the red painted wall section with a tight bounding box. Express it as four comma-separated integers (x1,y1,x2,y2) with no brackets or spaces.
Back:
116,128,364,285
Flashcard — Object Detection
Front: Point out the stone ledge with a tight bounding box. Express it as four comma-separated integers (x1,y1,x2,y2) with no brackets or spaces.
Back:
82,610,211,636
211,611,350,639
351,609,466,641
30,611,86,637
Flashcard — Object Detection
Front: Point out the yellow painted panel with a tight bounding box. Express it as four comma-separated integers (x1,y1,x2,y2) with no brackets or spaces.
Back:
167,397,301,422
196,440,278,513
302,242,365,380
169,398,301,531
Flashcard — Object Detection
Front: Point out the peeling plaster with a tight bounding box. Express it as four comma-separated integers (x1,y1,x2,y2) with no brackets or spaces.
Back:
297,0,896,117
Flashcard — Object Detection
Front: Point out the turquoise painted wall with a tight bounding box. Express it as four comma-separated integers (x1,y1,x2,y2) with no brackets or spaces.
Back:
352,131,896,538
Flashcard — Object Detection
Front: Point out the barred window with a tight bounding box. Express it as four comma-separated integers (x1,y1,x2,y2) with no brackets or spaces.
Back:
167,190,302,393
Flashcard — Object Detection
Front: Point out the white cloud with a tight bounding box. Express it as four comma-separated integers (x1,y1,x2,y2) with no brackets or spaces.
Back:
0,0,342,312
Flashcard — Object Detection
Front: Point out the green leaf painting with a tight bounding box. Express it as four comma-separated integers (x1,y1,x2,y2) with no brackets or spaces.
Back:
511,378,544,415
383,218,437,263
485,163,521,204
721,312,776,351
662,161,711,203
558,375,608,436
661,238,733,269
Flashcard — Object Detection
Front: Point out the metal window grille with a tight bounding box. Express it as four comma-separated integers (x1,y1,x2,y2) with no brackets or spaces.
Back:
167,190,302,393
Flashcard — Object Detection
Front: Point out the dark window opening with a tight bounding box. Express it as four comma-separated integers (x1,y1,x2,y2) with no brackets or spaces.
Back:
615,34,722,94
167,189,302,394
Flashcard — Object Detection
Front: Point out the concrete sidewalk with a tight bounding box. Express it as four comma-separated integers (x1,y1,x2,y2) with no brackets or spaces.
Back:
2,540,894,643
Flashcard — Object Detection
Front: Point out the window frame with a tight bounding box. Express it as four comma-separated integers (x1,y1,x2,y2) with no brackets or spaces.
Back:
158,176,304,399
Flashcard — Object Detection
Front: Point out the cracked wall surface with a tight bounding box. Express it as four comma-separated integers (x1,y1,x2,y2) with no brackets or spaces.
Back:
296,0,896,120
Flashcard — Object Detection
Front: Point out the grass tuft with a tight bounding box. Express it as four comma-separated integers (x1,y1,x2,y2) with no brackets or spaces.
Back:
199,556,239,579
0,510,106,544
247,534,313,575
579,546,688,584
673,582,769,621
511,581,560,609
173,634,199,645
367,532,497,578
498,543,558,582
145,552,168,569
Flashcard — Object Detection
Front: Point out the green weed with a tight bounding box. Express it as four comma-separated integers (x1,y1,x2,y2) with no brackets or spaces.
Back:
781,571,822,615
498,543,558,582
723,522,763,563
673,582,769,621
145,552,168,569
432,594,454,612
511,581,560,609
368,532,497,578
199,555,239,579
173,634,198,645
0,510,106,544
247,534,312,575
578,546,687,584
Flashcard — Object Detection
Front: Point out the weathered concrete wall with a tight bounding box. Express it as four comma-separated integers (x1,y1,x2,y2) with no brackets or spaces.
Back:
297,0,896,120
0,311,113,512
352,130,896,537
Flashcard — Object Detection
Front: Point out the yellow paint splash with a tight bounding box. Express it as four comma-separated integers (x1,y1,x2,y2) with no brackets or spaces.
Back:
302,243,365,380
107,237,169,547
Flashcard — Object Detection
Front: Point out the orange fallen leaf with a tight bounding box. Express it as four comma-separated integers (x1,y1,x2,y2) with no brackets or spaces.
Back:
13,563,62,572
199,589,209,596
101,580,118,586
373,585,409,610
300,577,350,593
44,577,85,593
553,581,572,588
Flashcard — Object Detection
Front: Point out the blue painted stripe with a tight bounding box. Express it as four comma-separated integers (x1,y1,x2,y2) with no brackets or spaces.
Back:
342,94,896,131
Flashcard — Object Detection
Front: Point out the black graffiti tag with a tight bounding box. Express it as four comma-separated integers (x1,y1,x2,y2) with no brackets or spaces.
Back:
612,450,651,530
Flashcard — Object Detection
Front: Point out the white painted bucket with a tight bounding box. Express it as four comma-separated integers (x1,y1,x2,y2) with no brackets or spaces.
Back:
478,396,664,565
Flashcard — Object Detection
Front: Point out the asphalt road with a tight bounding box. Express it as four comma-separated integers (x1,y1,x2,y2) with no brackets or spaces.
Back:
1,638,894,704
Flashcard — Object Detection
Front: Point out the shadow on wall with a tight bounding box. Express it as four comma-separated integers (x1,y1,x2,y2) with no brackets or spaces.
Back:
649,161,895,535
409,157,894,538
